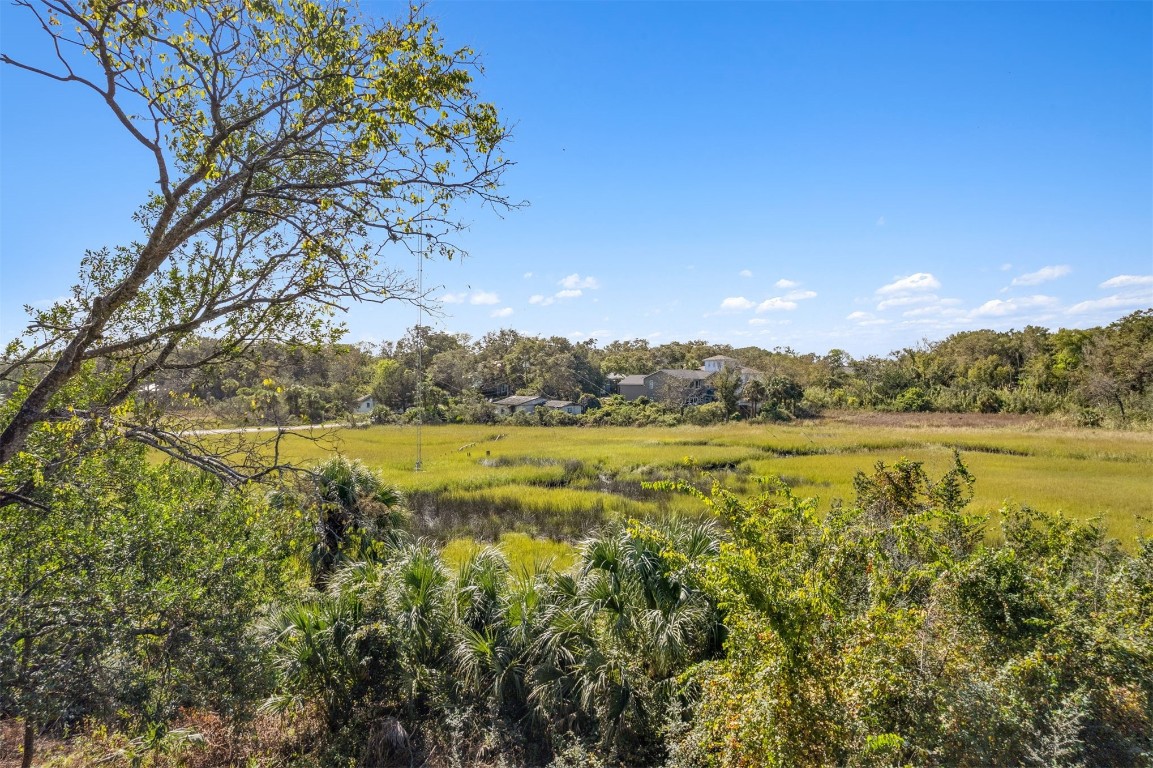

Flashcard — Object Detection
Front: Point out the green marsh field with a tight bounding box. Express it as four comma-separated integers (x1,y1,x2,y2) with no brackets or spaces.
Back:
276,413,1153,563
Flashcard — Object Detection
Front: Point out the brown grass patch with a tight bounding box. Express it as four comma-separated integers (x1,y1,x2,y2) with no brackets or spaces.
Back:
819,409,1048,430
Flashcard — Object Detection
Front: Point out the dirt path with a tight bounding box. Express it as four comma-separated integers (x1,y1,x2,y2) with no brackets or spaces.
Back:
179,422,348,436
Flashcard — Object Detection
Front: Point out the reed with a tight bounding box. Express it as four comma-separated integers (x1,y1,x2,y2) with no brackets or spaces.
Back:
268,420,1152,544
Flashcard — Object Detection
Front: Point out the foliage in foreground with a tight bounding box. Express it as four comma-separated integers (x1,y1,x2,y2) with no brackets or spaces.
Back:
675,458,1152,767
259,456,1151,766
5,453,1150,767
0,430,298,764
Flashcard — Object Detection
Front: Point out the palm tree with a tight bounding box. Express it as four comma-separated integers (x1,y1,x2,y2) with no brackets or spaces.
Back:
743,378,768,419
310,455,405,585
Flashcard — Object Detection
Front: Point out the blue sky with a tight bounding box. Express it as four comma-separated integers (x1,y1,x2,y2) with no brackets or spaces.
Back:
2,1,1150,357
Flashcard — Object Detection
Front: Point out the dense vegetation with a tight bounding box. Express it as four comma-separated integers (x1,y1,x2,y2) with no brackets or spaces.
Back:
1,0,1149,763
4,453,1149,767
131,310,1153,429
274,420,1153,545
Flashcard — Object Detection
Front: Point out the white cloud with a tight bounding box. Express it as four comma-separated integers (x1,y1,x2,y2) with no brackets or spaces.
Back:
531,286,588,305
756,298,798,313
739,269,753,278
442,290,500,305
523,272,533,279
1067,293,1152,315
1011,265,1071,286
470,291,500,305
877,294,935,311
876,216,886,227
720,296,755,311
559,273,600,290
490,307,513,318
971,295,1058,317
846,311,888,326
1099,274,1153,289
784,289,817,301
1000,263,1013,272
903,304,966,319
748,318,770,326
877,272,940,295
774,278,800,289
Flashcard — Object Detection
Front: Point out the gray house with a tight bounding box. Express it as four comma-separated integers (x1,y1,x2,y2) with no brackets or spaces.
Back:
702,355,740,373
492,394,547,417
618,374,649,401
643,369,715,406
353,394,376,414
543,399,584,415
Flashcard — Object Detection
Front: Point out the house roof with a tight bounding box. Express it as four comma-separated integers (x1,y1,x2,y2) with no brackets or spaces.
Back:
493,394,547,406
354,394,374,403
650,369,713,381
543,400,577,409
703,355,738,362
619,374,647,386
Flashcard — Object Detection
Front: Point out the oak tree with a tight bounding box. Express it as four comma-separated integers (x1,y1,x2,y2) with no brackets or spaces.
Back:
0,0,514,472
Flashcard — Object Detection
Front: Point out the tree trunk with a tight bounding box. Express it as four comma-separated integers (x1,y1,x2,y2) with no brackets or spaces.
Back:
21,719,34,768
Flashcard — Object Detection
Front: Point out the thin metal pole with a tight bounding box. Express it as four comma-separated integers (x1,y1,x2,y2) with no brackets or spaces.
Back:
415,193,424,473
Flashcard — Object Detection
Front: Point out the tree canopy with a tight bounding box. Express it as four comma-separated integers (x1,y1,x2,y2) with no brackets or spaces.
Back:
0,0,514,470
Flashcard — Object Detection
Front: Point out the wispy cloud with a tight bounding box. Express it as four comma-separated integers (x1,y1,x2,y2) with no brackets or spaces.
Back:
902,302,965,319
742,283,818,313
523,272,533,279
470,291,500,305
559,273,600,290
970,295,1058,317
877,272,940,295
717,286,814,315
1011,265,1070,286
720,296,755,311
1100,274,1153,289
757,298,798,312
876,216,886,227
440,290,499,305
739,269,753,278
1067,293,1152,314
529,276,597,307
877,294,935,311
847,311,888,326
491,307,513,318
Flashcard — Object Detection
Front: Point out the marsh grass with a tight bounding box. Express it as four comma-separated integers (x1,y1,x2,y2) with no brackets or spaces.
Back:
441,532,577,572
266,420,1151,544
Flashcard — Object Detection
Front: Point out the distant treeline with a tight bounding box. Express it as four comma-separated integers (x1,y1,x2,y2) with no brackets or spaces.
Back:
150,309,1152,425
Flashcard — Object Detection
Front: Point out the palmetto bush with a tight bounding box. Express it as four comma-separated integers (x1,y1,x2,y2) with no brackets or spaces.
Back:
258,454,1150,767
261,514,726,765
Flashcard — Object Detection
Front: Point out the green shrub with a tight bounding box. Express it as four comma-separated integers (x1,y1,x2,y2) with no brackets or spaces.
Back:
895,386,933,412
